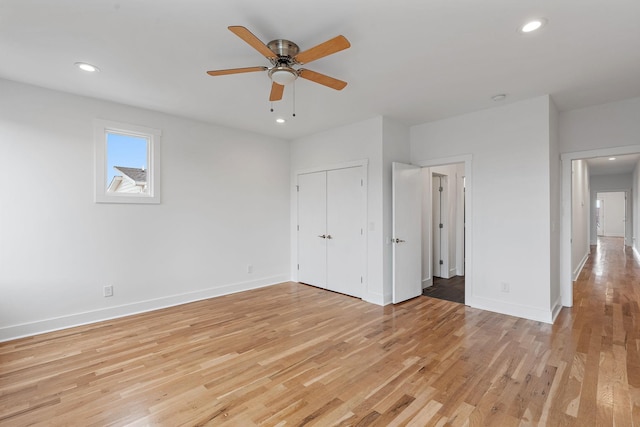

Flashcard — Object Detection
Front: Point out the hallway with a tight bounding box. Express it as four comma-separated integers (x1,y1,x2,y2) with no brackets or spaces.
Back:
557,236,640,424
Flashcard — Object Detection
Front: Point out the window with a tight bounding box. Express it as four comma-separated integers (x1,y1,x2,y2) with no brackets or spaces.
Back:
94,119,161,204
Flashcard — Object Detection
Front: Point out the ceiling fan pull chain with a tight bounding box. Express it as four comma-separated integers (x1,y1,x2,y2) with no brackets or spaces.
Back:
270,101,274,113
292,82,296,117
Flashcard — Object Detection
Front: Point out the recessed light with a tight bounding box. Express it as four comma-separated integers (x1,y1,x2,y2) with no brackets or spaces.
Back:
491,94,507,102
520,18,547,33
609,157,616,161
75,62,99,72
276,118,286,124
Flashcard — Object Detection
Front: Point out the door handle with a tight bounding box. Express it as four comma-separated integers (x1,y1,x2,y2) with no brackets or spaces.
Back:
393,238,405,243
318,234,326,239
326,234,332,239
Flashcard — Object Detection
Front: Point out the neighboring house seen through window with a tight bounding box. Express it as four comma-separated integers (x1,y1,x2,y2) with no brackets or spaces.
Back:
95,119,161,204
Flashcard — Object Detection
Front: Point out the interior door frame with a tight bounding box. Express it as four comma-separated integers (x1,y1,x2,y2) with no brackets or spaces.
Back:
415,155,473,306
292,159,369,291
432,174,448,279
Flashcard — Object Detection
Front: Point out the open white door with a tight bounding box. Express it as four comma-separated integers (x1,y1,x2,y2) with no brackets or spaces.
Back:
392,162,422,303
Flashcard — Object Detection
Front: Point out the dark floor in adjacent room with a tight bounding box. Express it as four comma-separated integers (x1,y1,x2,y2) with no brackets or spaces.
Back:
422,275,465,304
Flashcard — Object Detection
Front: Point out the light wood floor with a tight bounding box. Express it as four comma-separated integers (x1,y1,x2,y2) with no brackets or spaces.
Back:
1,236,639,426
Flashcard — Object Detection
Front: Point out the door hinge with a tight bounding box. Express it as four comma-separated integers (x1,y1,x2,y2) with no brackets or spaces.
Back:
439,223,443,229
361,228,363,235
296,185,299,192
297,225,300,231
439,186,443,192
297,264,299,270
439,260,443,265
360,276,363,283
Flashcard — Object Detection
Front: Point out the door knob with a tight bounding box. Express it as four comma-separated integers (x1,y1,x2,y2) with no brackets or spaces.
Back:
318,234,326,239
393,238,405,243
326,234,332,239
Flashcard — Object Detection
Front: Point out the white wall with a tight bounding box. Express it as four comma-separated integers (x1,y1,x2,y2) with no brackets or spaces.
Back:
590,174,632,244
290,117,385,303
549,99,561,311
571,160,590,280
560,97,640,153
0,79,291,341
290,116,410,305
410,96,556,322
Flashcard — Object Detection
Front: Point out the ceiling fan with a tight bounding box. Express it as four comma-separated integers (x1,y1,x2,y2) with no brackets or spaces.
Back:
207,26,351,102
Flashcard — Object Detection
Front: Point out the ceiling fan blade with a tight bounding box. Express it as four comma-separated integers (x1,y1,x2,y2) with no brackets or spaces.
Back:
269,82,285,101
298,69,347,90
206,66,267,76
228,26,276,59
294,35,350,65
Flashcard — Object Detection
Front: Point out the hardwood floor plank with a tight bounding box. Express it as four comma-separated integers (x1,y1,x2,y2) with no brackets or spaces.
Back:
2,237,640,425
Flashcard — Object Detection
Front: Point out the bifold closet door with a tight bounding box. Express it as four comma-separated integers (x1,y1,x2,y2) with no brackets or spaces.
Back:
297,167,364,298
326,167,364,297
297,171,327,288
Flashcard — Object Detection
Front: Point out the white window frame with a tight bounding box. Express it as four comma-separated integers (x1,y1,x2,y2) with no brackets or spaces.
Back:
94,119,161,204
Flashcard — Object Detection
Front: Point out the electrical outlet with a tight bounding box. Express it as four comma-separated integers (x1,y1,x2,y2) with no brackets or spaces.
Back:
501,282,510,293
247,265,253,274
103,285,113,297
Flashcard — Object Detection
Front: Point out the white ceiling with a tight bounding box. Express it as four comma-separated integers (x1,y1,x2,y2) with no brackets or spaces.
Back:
1,0,639,140
586,154,640,176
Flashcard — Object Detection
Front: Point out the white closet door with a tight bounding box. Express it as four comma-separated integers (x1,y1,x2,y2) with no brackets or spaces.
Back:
297,171,327,288
326,167,364,297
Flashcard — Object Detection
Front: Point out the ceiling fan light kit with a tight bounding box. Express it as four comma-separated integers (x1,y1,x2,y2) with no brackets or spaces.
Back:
207,26,350,103
269,66,298,86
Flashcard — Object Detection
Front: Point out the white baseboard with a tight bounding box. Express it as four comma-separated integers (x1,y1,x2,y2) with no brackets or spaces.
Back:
551,298,563,322
363,291,387,306
470,296,554,324
422,278,433,289
572,251,589,281
0,275,289,343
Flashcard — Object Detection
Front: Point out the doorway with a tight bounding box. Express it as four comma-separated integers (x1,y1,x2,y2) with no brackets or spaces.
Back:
422,163,466,304
391,156,473,306
595,192,626,239
562,148,640,308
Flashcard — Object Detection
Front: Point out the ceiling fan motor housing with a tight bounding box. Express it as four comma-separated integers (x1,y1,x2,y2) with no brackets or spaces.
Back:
267,39,300,59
